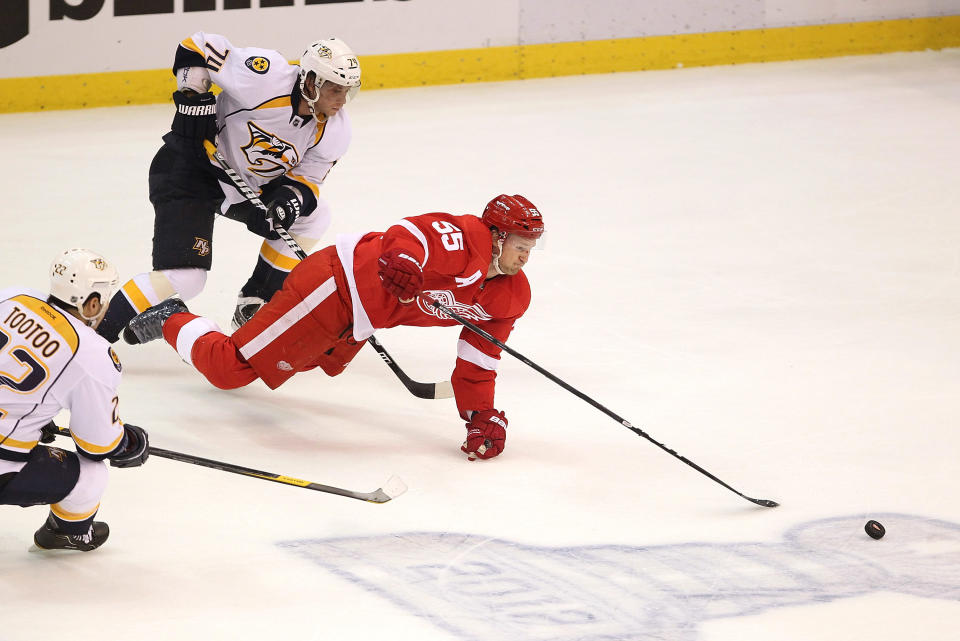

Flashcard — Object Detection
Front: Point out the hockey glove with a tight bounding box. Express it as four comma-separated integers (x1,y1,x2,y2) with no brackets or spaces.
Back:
245,186,302,239
171,90,217,154
377,248,423,303
39,421,58,444
109,424,150,468
461,409,507,461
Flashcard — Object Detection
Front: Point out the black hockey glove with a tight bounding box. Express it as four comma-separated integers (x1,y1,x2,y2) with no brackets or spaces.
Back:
109,424,150,468
246,185,302,239
39,421,58,444
171,90,217,154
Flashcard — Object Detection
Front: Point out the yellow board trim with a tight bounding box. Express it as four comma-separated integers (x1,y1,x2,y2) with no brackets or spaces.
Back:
11,296,80,352
2,17,959,113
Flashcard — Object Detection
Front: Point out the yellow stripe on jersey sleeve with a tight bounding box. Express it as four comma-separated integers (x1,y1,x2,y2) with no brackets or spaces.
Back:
121,280,152,313
71,430,123,456
257,96,291,110
180,37,203,56
259,241,301,272
0,437,39,451
12,296,79,352
286,172,321,199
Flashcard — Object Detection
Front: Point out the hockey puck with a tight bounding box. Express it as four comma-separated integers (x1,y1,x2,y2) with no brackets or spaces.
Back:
865,520,885,540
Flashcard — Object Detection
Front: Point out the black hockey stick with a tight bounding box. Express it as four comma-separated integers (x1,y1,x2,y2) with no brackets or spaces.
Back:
203,139,307,260
202,139,451,400
51,426,407,503
367,335,454,399
422,297,779,508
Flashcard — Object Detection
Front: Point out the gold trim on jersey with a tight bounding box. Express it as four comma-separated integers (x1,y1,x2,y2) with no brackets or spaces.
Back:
259,241,301,272
50,501,101,522
71,430,123,456
286,171,321,199
313,119,327,145
121,280,152,313
181,37,203,57
257,96,291,110
0,436,39,451
10,296,79,352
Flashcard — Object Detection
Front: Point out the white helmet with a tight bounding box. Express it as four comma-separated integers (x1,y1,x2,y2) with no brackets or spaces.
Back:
298,37,362,114
49,248,119,320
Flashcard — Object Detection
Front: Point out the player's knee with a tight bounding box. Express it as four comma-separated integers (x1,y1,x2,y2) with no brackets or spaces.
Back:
60,457,109,509
0,447,81,507
160,267,208,301
191,333,258,389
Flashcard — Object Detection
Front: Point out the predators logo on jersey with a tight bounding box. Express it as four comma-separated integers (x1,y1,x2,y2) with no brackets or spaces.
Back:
193,237,210,256
245,56,270,74
242,123,299,177
108,347,122,373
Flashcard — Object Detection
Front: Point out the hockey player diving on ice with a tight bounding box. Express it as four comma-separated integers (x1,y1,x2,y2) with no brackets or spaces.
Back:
124,195,545,462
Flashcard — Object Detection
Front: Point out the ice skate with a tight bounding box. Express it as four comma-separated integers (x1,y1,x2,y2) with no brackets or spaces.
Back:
231,294,264,330
33,515,110,552
124,298,189,344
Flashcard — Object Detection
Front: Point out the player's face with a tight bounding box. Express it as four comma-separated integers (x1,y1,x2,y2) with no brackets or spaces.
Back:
312,81,351,117
496,234,537,275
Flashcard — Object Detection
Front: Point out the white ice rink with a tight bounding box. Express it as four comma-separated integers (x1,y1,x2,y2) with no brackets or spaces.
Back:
2,49,960,640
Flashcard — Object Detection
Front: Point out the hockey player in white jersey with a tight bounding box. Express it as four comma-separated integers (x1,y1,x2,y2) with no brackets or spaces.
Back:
97,32,362,343
0,249,149,551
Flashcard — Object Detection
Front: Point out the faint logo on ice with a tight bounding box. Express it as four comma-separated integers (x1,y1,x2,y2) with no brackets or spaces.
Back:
279,514,960,641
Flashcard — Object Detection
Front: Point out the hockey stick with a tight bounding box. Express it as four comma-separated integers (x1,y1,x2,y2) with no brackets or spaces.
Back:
203,139,307,260
422,297,779,508
202,139,451,400
51,426,407,503
367,335,454,399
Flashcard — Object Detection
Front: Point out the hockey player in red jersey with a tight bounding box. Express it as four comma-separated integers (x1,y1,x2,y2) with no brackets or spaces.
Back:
126,194,544,460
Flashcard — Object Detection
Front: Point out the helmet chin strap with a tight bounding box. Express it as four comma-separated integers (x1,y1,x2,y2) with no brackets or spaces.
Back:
300,75,324,117
492,238,506,276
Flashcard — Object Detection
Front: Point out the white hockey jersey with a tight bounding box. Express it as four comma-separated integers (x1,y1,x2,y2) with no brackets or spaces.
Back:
0,288,124,462
176,32,352,212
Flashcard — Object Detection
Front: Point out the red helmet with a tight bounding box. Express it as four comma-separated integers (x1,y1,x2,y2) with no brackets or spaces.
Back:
482,194,545,239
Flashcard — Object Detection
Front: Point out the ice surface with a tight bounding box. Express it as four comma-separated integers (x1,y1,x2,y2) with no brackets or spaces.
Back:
1,49,959,640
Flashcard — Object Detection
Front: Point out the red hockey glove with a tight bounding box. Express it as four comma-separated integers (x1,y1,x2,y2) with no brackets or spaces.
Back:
461,409,507,461
377,248,423,303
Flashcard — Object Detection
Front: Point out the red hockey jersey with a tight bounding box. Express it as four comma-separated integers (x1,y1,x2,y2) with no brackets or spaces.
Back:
336,212,531,415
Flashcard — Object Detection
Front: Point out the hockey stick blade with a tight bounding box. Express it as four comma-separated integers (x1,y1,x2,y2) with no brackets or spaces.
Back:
151,446,407,504
52,426,405,504
367,334,454,399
